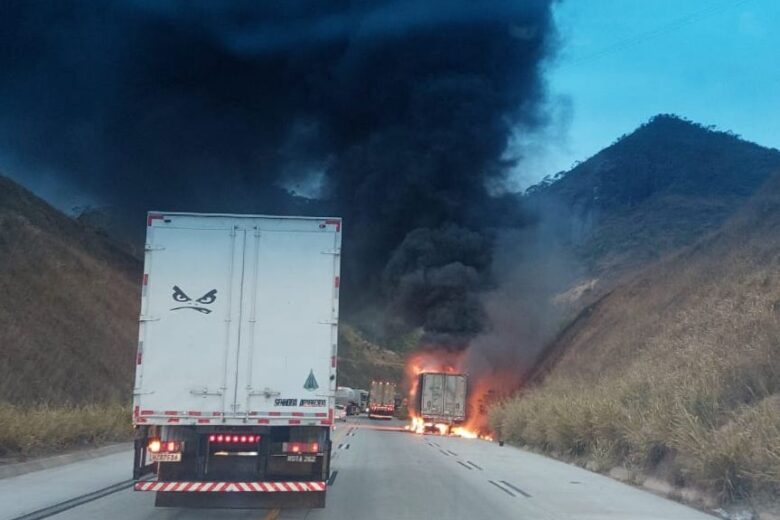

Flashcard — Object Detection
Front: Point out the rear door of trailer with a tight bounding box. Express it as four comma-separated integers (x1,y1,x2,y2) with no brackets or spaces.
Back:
135,215,245,418
233,217,340,422
134,214,340,422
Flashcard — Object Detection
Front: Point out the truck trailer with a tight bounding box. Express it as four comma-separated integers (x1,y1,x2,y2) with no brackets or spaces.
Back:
417,372,467,434
368,381,396,419
131,212,341,508
335,386,361,415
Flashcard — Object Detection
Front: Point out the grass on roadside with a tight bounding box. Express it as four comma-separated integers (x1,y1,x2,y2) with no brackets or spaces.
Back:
490,307,780,502
0,402,132,458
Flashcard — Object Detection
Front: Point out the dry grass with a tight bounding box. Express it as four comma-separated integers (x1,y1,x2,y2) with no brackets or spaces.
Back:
0,402,132,457
493,175,780,502
0,175,140,405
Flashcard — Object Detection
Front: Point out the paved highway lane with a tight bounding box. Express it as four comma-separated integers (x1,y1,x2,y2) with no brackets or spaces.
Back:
1,418,716,520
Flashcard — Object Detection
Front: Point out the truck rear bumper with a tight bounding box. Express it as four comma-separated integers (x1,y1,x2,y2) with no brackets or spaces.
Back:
135,481,326,492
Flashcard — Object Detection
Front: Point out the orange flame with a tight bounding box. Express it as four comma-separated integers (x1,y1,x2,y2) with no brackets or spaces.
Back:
404,347,522,440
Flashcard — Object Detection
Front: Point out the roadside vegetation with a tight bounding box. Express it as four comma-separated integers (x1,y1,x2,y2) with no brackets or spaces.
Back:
490,346,780,501
337,324,405,390
0,403,132,458
493,175,780,503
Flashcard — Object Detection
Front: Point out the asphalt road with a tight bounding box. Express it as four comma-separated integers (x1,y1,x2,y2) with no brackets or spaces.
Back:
1,417,716,520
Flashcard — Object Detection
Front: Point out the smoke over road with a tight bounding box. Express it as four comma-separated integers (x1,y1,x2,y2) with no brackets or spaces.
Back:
0,1,559,345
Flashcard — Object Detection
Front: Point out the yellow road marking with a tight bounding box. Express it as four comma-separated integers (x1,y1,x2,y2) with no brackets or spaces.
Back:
263,508,280,520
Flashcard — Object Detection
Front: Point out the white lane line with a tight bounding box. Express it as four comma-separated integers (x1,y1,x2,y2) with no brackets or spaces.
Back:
500,480,532,498
467,460,483,471
488,480,516,497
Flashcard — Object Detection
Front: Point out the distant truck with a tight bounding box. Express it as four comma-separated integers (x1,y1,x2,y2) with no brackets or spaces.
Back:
368,381,396,419
335,386,361,415
131,212,341,509
417,373,467,433
357,389,369,412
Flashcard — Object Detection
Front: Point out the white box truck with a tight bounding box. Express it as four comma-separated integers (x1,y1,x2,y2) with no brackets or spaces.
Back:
131,212,341,508
417,373,467,433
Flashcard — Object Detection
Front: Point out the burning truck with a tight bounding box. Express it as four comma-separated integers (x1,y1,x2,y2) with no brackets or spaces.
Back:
404,350,509,439
411,372,468,435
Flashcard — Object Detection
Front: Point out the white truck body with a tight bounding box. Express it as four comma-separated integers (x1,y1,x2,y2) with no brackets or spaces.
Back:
419,373,467,423
133,213,341,427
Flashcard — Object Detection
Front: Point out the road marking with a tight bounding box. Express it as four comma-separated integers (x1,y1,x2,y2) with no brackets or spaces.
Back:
337,443,344,449
457,461,472,470
466,461,483,470
500,480,532,498
262,508,281,520
447,450,457,456
345,444,350,450
488,480,516,497
327,470,339,486
439,449,450,456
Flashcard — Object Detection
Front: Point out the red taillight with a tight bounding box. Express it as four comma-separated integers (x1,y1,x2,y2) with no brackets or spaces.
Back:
282,442,319,454
148,439,182,452
208,433,259,444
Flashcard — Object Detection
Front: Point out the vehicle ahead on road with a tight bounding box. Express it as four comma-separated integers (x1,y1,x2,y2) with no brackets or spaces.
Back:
417,372,467,434
335,404,347,422
368,381,396,419
357,389,369,412
131,212,341,509
335,385,361,415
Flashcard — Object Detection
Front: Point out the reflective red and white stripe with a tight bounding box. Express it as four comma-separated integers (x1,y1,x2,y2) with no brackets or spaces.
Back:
134,481,326,492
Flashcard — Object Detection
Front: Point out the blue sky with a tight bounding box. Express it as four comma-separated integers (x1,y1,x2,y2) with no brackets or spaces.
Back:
516,0,780,188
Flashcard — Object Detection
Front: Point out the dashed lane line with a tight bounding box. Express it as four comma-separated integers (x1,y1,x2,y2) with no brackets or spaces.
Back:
488,480,516,497
500,480,532,498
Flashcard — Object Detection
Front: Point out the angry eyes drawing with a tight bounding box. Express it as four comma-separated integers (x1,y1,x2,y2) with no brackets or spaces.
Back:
171,286,217,314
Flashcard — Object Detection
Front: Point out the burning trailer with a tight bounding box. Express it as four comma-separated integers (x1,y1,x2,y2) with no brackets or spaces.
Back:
411,372,467,435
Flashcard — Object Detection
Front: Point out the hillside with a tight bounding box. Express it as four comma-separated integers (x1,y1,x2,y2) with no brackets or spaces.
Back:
494,172,780,504
337,325,405,390
529,115,780,280
0,175,142,405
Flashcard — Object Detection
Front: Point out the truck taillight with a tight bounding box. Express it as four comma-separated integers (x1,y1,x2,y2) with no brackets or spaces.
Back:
282,442,319,454
147,439,182,453
208,434,259,444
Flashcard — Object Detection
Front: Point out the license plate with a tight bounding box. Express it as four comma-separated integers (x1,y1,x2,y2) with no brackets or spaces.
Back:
286,455,315,463
151,452,182,462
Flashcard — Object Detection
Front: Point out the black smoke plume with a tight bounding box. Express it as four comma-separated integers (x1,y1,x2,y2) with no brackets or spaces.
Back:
0,0,557,343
